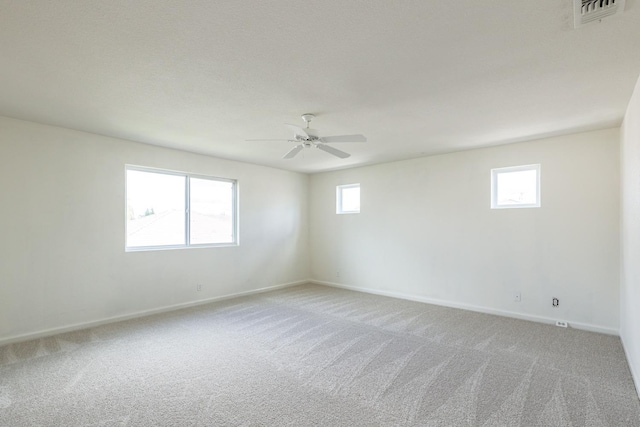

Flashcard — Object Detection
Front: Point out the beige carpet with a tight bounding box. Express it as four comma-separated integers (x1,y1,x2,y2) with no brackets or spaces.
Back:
1,284,639,426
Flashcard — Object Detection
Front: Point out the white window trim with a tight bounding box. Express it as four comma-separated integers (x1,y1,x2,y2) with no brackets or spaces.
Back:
336,183,360,214
125,165,238,251
491,164,541,209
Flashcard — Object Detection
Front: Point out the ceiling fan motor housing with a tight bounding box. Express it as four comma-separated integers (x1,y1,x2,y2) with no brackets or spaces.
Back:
302,129,319,139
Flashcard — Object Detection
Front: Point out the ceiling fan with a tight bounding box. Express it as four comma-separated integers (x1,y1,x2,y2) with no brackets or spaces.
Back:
246,114,366,159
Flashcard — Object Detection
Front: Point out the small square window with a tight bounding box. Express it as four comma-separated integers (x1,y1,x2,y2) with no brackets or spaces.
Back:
337,184,360,214
491,164,540,209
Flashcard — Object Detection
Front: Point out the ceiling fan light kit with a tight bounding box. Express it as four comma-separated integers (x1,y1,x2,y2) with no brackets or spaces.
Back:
247,114,367,160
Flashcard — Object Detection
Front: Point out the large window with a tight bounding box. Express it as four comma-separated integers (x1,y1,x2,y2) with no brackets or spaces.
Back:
337,183,360,214
126,166,237,250
491,164,540,209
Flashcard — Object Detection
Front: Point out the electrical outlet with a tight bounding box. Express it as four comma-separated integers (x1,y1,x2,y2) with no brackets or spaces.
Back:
514,292,521,302
196,284,202,292
336,271,341,279
552,298,559,307
556,321,568,328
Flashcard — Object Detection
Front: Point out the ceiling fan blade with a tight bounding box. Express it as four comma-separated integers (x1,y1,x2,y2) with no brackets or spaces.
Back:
320,134,367,143
316,143,350,159
283,145,304,159
285,124,309,138
245,139,290,142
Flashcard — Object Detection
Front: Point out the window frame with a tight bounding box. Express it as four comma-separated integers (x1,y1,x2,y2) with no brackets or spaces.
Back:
125,165,238,251
491,164,541,209
336,183,361,214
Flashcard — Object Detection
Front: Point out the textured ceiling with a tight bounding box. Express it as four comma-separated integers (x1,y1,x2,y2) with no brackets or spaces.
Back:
1,1,639,173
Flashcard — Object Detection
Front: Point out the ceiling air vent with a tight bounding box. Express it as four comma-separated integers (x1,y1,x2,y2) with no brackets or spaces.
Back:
574,0,626,28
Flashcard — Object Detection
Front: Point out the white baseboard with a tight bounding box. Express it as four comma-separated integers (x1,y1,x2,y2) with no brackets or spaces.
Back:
621,334,640,400
0,279,309,347
2,279,621,346
312,280,619,336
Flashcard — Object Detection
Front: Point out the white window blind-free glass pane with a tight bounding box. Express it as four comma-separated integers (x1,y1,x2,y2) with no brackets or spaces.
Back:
341,186,360,212
496,169,537,206
126,170,186,247
189,178,234,245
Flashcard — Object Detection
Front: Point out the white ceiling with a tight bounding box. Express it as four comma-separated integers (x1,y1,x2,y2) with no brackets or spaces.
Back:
1,1,639,173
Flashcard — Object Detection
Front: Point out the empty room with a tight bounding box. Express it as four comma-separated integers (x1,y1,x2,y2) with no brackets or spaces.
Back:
1,1,640,426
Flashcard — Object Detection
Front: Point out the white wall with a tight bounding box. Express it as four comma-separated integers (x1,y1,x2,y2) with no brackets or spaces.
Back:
0,116,309,343
621,76,640,396
310,129,620,333
0,113,626,347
